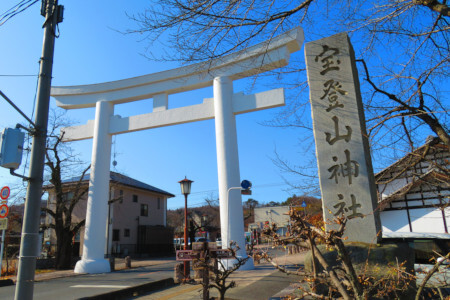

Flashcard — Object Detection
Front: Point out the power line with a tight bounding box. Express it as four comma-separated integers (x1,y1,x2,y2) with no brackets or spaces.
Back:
0,0,39,26
0,74,37,77
0,90,36,127
174,181,291,197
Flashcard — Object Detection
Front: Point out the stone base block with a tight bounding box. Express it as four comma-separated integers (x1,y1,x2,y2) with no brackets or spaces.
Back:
74,258,111,274
220,256,254,271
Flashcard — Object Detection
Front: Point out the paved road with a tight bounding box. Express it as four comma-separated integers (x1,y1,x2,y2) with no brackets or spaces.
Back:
0,261,177,300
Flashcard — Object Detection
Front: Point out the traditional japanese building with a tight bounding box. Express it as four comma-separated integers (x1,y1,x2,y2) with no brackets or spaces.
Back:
376,137,449,234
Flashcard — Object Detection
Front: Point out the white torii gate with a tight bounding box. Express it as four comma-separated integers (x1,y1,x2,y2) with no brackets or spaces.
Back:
51,27,304,274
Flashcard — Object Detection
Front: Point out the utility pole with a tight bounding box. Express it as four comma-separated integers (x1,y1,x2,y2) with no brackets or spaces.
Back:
14,1,62,299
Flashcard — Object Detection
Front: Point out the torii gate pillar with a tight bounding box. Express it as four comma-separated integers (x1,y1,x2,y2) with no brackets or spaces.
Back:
74,100,113,274
214,77,251,268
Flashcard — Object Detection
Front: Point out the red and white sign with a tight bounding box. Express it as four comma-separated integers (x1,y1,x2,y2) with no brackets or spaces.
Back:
0,186,10,200
0,204,9,218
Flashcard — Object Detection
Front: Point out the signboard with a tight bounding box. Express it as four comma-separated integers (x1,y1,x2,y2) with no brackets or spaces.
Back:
0,218,7,230
211,249,233,259
0,186,10,200
241,189,252,195
176,250,199,261
0,204,8,218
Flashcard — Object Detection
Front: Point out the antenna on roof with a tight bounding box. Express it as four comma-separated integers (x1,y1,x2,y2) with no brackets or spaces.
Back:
112,136,118,169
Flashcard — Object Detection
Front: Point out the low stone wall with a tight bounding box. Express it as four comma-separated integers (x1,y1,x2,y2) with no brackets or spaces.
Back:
303,241,416,299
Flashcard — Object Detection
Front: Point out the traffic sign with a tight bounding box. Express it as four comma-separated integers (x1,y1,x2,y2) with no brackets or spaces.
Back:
301,201,307,208
241,180,252,190
0,204,8,218
241,189,252,195
0,186,10,200
0,218,7,230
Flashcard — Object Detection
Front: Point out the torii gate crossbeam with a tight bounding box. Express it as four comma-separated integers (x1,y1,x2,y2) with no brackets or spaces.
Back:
51,27,304,274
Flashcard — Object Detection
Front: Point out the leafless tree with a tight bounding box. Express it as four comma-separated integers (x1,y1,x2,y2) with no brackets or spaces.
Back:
40,110,90,270
196,241,251,300
129,0,449,192
262,208,449,299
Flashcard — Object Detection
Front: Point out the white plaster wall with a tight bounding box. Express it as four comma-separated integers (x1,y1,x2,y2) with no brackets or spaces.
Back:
410,207,449,233
381,208,450,234
381,210,411,233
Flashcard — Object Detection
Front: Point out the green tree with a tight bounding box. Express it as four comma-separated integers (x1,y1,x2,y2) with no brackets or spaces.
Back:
282,195,322,215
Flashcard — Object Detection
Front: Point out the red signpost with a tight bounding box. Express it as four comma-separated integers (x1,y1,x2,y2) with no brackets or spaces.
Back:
177,242,234,300
176,250,200,261
176,248,234,261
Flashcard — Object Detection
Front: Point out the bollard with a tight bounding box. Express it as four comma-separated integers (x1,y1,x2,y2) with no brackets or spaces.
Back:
174,263,184,283
109,256,115,271
125,256,131,268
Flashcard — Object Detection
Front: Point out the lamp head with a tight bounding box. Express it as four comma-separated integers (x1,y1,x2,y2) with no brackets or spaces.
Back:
179,177,193,195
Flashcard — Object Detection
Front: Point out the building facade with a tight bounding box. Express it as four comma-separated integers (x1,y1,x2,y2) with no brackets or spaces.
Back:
376,137,449,234
254,206,290,236
44,171,174,257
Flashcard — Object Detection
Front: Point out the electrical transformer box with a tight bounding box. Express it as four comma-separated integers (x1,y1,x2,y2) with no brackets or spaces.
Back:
0,128,25,170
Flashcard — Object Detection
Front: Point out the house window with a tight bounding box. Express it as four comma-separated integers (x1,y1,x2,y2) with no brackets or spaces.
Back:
124,229,130,237
62,192,73,202
157,198,161,209
112,229,120,241
119,190,123,203
133,194,138,203
140,204,148,217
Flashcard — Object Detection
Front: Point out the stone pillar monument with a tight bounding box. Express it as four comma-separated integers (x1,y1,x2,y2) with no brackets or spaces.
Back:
305,33,381,243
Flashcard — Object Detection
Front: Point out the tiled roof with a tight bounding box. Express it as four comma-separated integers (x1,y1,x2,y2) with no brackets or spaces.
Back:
375,137,449,183
378,169,450,210
56,171,175,197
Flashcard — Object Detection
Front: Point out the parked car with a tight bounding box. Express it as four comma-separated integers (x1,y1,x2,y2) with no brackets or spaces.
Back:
173,238,183,250
383,232,450,288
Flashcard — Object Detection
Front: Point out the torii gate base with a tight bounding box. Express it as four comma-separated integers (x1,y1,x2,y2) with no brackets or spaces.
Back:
52,27,304,274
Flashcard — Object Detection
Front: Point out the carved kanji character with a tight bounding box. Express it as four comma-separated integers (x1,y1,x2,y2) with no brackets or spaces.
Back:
328,150,359,185
332,194,363,219
314,45,341,75
325,116,352,145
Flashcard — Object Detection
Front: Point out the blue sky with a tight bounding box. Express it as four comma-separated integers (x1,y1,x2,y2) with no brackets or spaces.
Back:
0,1,309,209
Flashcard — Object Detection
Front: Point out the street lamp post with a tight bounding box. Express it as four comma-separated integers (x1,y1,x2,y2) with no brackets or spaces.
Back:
179,177,193,280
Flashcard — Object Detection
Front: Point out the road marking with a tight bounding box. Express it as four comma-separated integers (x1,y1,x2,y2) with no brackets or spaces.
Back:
156,285,201,300
138,271,161,276
70,285,130,289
